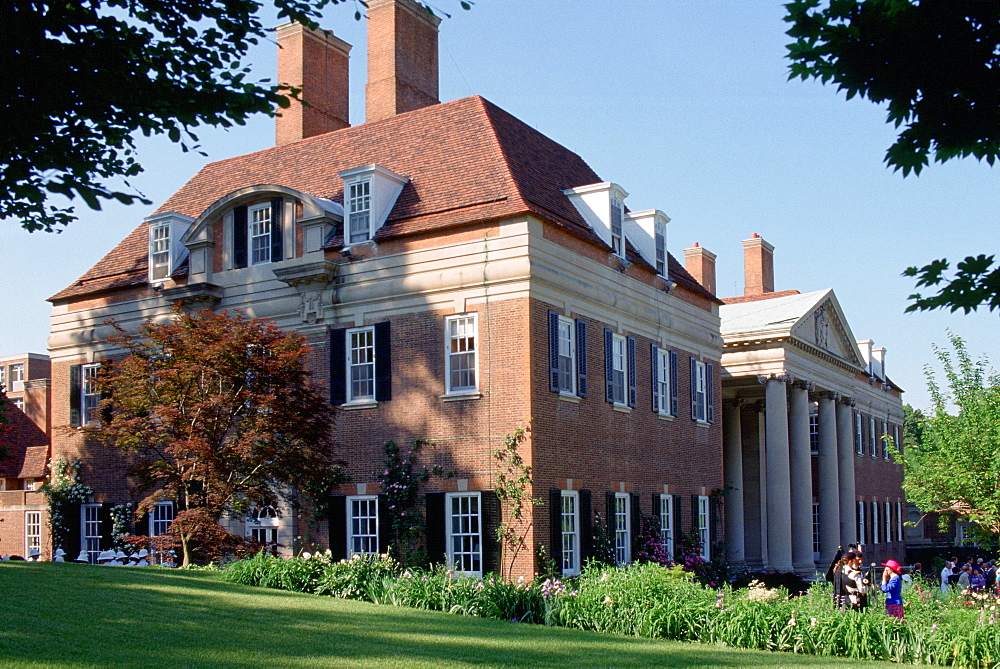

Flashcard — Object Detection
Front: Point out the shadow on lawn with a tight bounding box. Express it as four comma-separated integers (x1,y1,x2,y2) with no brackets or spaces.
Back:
1,564,889,668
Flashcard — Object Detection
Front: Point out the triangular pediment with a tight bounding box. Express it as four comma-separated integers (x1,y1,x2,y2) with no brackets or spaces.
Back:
790,292,865,368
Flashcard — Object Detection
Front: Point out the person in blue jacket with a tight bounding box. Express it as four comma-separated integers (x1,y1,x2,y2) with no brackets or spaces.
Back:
881,559,904,619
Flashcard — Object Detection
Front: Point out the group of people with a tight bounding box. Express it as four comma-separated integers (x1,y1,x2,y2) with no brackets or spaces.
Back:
828,545,906,619
939,555,998,595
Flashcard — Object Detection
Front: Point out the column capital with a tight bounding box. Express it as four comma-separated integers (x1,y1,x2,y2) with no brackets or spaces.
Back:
757,373,792,385
839,395,856,407
792,379,815,392
822,391,841,402
724,398,744,409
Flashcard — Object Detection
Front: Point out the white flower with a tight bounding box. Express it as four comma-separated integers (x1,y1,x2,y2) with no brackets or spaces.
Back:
810,617,817,627
602,596,613,605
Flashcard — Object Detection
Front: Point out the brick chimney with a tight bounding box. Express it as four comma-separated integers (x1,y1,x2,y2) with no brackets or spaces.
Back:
366,0,441,123
275,22,351,146
742,233,774,296
683,242,717,295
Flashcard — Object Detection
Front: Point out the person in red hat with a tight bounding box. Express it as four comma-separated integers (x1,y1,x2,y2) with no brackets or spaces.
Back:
881,559,904,619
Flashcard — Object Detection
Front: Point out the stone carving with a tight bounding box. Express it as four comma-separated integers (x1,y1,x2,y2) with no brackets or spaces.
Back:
814,304,829,350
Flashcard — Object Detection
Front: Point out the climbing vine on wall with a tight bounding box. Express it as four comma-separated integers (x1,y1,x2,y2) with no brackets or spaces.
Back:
376,439,445,567
40,458,93,553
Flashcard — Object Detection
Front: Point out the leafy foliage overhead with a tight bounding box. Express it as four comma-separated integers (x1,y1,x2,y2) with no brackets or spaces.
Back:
896,332,1000,537
1,0,344,232
904,254,1000,314
785,0,1000,176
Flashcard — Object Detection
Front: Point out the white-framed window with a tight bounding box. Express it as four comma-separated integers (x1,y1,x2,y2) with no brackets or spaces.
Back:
348,495,379,556
248,506,279,549
613,493,631,565
560,491,580,576
654,348,672,415
883,421,891,460
896,502,903,542
446,492,482,576
150,222,171,280
82,363,101,426
885,501,892,543
610,198,623,256
347,178,372,244
82,504,101,564
854,412,863,455
654,221,666,275
557,316,576,395
692,360,708,422
0,365,6,388
347,326,376,402
12,397,24,411
809,403,819,454
812,501,821,559
872,501,879,544
249,202,273,265
697,495,710,560
150,501,175,536
857,500,865,546
25,511,41,556
10,364,24,384
869,416,877,457
445,314,477,394
893,424,902,455
957,523,977,545
610,333,627,406
658,494,674,559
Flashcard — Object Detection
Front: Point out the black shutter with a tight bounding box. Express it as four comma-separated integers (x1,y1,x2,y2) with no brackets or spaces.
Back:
630,492,641,556
98,504,115,551
233,205,248,269
673,495,684,542
604,329,614,403
605,491,616,554
669,350,679,416
579,489,593,562
690,357,698,420
706,362,715,423
626,336,637,408
548,310,560,392
651,344,660,412
709,495,719,551
328,495,346,559
329,328,346,405
270,199,284,262
62,501,82,556
480,491,501,575
425,492,446,567
378,494,391,554
691,495,699,546
69,364,82,426
374,321,392,401
549,489,563,574
576,319,587,398
651,494,662,525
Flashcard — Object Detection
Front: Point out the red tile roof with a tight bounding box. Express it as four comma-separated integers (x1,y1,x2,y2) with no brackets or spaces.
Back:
51,96,717,303
720,289,801,305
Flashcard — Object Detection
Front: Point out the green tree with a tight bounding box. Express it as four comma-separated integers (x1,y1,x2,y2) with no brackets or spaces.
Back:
785,1,1000,314
901,403,925,450
90,308,343,565
896,332,1000,537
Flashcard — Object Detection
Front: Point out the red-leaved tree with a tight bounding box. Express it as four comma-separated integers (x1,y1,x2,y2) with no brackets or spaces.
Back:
89,308,342,565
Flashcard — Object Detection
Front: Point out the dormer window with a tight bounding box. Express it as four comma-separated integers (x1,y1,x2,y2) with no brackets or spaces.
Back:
347,179,372,244
610,199,624,256
233,199,283,268
654,221,666,275
249,203,273,265
146,211,193,283
150,223,170,280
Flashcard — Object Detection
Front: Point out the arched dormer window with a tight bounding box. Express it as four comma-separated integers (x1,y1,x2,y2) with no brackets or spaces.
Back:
233,199,284,268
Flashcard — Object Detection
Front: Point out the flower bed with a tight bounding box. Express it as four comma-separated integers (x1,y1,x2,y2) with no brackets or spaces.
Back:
222,554,1000,668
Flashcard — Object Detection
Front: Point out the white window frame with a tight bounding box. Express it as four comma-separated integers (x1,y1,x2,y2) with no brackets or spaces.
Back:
812,501,821,559
697,495,710,560
560,491,580,576
82,504,101,564
613,492,631,565
655,349,672,415
347,178,372,244
658,494,674,559
445,314,478,394
346,326,376,403
883,421,891,460
150,221,171,281
150,501,175,537
81,363,101,426
872,501,879,545
556,316,577,395
654,220,666,275
809,403,819,454
347,495,379,556
611,333,627,406
610,198,624,256
25,511,41,556
0,365,6,388
855,412,863,455
869,416,877,457
896,502,903,542
857,500,865,546
12,397,24,411
885,501,892,543
9,364,24,384
692,360,708,423
247,506,279,549
446,492,482,577
248,202,273,266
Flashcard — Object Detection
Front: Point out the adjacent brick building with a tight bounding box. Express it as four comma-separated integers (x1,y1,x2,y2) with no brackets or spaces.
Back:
44,0,726,577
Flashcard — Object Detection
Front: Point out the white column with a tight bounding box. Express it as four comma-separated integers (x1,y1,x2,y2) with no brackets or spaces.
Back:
788,382,815,575
763,375,793,572
817,393,840,562
836,398,857,547
723,399,745,565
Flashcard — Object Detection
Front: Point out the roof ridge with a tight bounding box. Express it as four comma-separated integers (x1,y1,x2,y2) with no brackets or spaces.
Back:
475,97,532,212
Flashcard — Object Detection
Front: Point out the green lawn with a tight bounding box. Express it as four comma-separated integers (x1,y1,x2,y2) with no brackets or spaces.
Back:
0,563,906,668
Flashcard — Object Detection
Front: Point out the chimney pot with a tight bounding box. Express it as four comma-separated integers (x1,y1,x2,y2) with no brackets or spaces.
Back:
742,233,775,295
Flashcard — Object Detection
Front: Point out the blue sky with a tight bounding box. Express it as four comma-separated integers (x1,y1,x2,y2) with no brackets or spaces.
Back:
1,1,996,410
